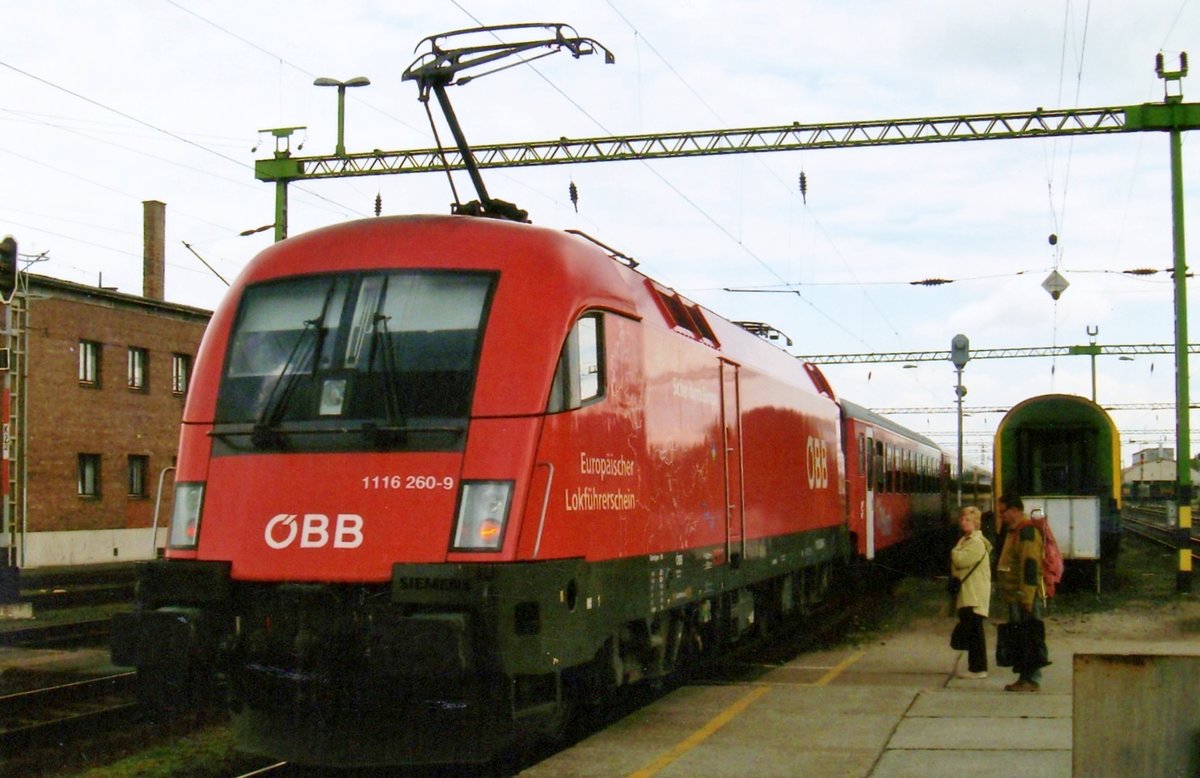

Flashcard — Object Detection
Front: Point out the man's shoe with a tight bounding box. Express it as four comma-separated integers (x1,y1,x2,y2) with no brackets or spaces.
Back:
957,671,988,679
1004,679,1039,692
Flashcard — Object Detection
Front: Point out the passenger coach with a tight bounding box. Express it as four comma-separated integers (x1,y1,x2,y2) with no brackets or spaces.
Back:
841,400,948,568
994,393,1122,589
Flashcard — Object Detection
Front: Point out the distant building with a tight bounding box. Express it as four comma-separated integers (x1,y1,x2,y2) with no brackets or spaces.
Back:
1122,452,1200,502
2,201,212,567
1132,446,1174,465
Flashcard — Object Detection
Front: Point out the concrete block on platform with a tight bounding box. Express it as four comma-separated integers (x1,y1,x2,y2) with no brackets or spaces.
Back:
1074,653,1200,777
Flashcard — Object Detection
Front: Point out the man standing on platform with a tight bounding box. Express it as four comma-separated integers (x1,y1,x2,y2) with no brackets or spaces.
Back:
996,494,1046,692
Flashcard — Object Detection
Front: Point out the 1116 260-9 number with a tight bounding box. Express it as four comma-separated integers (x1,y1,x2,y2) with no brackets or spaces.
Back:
362,474,455,490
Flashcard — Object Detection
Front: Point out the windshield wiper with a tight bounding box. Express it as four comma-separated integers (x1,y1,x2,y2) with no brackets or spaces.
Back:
252,318,323,448
367,302,405,421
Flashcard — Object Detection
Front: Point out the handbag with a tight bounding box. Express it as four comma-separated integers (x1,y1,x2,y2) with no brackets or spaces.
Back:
995,619,1051,670
1021,618,1051,670
995,622,1019,667
947,553,984,597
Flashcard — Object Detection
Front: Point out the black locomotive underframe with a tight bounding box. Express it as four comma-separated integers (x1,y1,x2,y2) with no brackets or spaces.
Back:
111,524,848,765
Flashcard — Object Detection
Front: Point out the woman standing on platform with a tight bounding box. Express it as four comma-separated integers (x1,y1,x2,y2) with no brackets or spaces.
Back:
950,506,993,678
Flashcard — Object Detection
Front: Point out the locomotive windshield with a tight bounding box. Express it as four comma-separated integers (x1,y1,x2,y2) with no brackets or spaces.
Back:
213,270,495,453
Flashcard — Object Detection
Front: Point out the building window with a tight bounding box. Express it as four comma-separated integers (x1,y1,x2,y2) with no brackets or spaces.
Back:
172,353,192,396
79,340,100,386
128,455,149,498
78,454,101,497
128,347,148,391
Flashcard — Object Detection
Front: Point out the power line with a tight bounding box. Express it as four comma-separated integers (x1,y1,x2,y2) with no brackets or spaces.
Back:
0,60,248,170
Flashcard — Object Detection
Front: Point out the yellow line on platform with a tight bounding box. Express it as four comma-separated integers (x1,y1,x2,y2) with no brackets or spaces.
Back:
813,649,865,685
625,685,771,778
625,649,864,777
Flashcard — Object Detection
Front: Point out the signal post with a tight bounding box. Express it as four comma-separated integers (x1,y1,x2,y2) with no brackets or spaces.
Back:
0,236,26,617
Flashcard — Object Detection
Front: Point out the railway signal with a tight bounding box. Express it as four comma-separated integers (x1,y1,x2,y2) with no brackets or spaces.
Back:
0,237,17,304
950,334,970,506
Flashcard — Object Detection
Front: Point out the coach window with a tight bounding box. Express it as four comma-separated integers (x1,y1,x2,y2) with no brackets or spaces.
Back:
547,312,605,413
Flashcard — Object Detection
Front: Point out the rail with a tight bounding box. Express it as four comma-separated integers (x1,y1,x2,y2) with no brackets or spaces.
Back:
1123,510,1200,563
0,672,138,752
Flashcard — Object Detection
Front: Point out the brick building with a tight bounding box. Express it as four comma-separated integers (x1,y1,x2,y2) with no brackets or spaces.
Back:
4,201,212,567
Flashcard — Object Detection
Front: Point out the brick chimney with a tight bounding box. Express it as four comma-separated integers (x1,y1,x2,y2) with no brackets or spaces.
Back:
143,200,165,301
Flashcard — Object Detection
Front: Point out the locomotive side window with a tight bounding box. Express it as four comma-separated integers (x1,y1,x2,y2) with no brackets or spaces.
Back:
547,312,605,413
214,270,495,453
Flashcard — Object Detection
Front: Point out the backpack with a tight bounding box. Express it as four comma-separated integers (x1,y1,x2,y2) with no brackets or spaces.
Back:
1030,515,1064,597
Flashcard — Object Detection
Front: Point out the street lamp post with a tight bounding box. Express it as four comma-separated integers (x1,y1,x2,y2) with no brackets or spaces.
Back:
1087,325,1099,402
313,76,371,157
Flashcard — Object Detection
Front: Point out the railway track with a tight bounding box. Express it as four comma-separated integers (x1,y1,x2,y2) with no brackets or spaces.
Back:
0,617,113,649
230,760,289,777
0,672,139,751
1123,508,1200,562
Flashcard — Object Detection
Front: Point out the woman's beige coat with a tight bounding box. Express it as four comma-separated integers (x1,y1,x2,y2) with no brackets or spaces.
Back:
951,530,993,617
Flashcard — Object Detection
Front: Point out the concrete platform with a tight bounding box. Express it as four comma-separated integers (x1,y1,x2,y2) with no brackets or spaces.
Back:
520,612,1200,778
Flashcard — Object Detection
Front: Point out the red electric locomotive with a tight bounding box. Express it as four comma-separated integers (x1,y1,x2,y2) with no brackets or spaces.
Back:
112,215,852,766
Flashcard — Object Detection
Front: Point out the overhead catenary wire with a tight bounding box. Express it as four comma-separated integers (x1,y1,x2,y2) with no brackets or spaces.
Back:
0,59,367,231
601,0,900,344
439,3,854,330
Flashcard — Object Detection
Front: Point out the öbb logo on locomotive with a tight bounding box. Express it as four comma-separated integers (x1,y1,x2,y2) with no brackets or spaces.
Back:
263,513,364,550
806,435,830,490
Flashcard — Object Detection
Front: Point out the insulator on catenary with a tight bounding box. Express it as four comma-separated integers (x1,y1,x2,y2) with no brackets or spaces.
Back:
799,171,808,204
569,181,579,213
375,193,382,217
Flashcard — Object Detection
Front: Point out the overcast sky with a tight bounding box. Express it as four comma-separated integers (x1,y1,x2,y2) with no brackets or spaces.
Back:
3,1,1198,467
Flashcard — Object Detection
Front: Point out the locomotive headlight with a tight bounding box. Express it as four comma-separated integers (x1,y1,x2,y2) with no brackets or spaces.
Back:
452,481,512,551
168,482,205,549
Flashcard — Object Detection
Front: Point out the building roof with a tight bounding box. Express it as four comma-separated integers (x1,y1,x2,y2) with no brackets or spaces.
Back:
1122,459,1200,483
22,273,212,321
